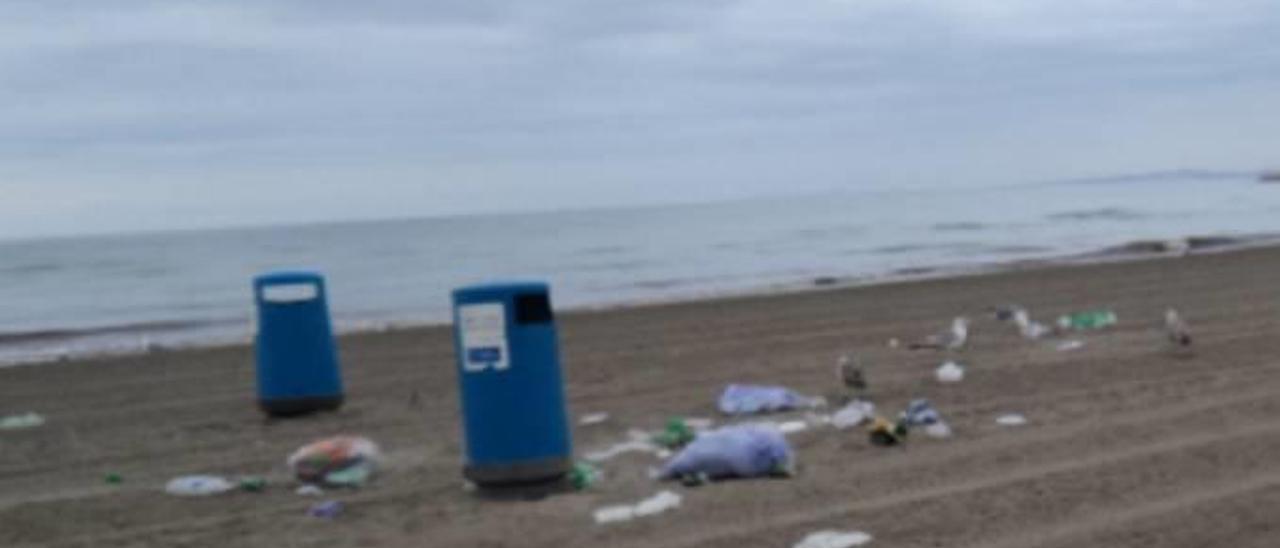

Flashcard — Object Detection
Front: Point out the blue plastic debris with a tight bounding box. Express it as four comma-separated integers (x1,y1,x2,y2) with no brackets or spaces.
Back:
659,425,794,481
718,384,818,415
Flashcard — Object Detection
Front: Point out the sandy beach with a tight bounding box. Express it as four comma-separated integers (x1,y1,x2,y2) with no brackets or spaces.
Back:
4,244,1280,547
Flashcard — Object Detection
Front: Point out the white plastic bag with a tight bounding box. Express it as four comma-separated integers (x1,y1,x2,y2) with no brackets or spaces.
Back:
935,361,965,383
794,530,873,548
831,401,875,430
165,475,235,497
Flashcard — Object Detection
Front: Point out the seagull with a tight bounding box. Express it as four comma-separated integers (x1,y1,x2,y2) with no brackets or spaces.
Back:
836,353,867,395
1165,308,1193,348
910,317,969,351
990,304,1023,322
1013,309,1052,340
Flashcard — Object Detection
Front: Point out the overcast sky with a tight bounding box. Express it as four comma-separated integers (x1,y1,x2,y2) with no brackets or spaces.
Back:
2,1,1277,239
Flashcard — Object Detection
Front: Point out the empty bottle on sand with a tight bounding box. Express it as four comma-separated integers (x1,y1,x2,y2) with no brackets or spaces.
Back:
1057,310,1117,330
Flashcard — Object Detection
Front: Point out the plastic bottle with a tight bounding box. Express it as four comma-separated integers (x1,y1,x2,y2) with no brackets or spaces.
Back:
569,462,601,491
1057,310,1118,330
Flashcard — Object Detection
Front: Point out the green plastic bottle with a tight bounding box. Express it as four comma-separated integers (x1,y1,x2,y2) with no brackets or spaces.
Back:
569,462,600,491
1058,310,1117,330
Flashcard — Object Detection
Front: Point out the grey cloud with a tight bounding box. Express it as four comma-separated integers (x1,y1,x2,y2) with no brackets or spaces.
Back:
0,0,1277,238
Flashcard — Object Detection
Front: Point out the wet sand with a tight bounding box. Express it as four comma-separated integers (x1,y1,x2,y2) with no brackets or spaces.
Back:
3,245,1280,547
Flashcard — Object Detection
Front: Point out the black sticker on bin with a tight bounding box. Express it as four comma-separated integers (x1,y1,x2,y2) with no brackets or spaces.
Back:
515,293,553,324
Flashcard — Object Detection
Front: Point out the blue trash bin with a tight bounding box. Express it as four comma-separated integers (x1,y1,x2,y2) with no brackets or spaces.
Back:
253,271,344,416
452,281,572,485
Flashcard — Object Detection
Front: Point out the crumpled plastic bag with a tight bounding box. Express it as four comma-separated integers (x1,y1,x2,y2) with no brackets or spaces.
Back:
935,361,964,383
900,399,953,438
718,384,820,415
831,400,875,430
900,399,942,427
793,530,873,548
165,475,235,497
287,436,381,487
659,425,794,480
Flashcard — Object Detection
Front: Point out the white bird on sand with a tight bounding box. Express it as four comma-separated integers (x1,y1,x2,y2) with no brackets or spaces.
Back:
1165,308,1193,348
836,353,867,394
910,317,969,351
1013,309,1052,340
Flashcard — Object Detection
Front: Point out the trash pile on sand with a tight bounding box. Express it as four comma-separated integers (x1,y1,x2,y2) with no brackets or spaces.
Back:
562,302,1192,540
158,435,382,520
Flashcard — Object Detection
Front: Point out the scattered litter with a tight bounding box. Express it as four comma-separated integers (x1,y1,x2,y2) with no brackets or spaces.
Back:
1057,310,1117,331
935,361,965,383
593,490,682,524
1056,340,1085,352
165,475,235,497
996,414,1028,426
0,412,45,430
287,436,381,487
579,413,610,426
900,399,942,427
653,418,697,449
719,384,823,415
296,485,325,497
584,430,662,463
776,421,809,435
569,462,601,491
899,399,951,440
104,473,123,485
924,422,953,439
659,425,794,481
793,530,874,548
887,338,900,349
633,490,682,517
831,400,875,430
868,417,906,446
593,505,635,524
307,500,344,519
239,476,267,493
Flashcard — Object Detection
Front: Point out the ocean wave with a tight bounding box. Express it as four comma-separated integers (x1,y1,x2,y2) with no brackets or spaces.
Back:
0,319,233,345
574,244,631,256
870,242,982,255
1047,207,1145,222
985,244,1055,255
931,221,988,232
0,262,64,275
1086,235,1265,258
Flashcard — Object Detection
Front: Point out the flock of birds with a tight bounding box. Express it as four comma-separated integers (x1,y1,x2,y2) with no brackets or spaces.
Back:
836,307,1194,397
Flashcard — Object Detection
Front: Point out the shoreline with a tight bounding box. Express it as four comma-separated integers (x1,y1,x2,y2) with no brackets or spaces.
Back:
4,234,1280,546
4,232,1277,368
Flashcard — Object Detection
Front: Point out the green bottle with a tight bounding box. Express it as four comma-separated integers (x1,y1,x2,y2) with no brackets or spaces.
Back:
569,462,600,491
1058,310,1117,330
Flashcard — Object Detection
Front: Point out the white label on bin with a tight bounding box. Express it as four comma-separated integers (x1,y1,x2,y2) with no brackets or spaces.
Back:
459,303,508,372
262,283,318,303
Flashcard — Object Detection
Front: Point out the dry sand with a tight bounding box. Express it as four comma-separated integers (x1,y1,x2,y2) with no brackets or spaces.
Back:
3,245,1280,547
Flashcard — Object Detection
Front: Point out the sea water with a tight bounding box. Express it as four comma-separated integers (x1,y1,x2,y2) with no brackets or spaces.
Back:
2,175,1278,364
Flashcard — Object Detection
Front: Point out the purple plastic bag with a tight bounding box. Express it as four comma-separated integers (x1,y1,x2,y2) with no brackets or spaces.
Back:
718,384,814,415
659,425,793,480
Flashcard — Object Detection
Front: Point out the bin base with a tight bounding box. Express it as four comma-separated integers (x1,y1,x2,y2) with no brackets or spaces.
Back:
464,456,572,487
259,395,343,417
